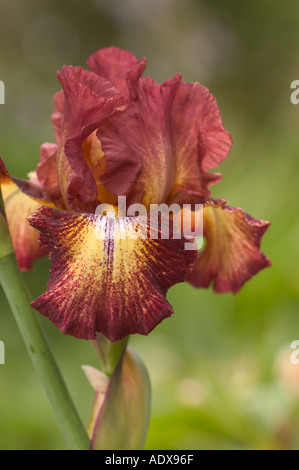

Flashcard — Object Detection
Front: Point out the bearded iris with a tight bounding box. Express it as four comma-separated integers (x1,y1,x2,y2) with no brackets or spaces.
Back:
0,47,271,342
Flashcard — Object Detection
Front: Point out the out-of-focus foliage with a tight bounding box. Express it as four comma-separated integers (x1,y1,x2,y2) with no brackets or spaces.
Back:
0,0,299,449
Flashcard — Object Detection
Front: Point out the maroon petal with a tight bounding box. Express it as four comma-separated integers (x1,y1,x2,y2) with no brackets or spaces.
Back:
99,75,181,206
55,65,122,209
188,199,271,293
87,46,146,104
0,159,51,270
36,143,61,201
0,157,60,208
28,206,197,341
170,80,232,194
98,75,232,207
51,90,65,144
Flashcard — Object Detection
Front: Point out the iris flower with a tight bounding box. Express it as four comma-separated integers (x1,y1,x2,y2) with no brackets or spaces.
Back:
0,47,271,341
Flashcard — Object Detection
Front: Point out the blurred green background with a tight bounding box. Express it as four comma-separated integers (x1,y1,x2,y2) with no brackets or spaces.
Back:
0,0,299,450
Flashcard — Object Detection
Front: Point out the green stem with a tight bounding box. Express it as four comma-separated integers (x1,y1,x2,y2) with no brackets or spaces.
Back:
0,253,90,450
93,333,129,376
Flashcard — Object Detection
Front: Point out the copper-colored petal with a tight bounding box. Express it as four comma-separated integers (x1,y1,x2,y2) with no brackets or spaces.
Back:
1,181,48,270
99,75,181,207
51,90,65,144
188,199,271,293
28,206,197,341
170,80,232,194
55,65,122,210
99,75,232,208
0,157,60,208
36,142,62,201
87,46,146,104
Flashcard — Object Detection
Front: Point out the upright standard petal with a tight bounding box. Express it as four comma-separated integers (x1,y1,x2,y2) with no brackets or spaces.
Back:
28,206,197,341
170,80,232,195
55,66,122,210
36,142,61,201
87,46,146,104
99,75,181,207
188,199,271,293
51,90,65,144
99,75,232,208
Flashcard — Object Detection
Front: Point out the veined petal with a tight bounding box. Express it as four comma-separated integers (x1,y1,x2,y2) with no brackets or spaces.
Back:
99,75,181,207
170,80,232,194
87,46,146,104
1,181,48,270
188,199,271,293
51,90,65,143
56,66,122,209
28,206,197,341
99,75,231,207
36,142,61,201
0,158,60,208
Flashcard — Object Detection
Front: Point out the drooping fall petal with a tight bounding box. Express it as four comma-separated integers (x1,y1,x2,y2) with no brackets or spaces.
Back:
28,206,197,341
0,157,59,208
99,75,232,208
55,66,122,209
188,199,271,293
87,46,146,104
0,181,48,270
0,158,61,270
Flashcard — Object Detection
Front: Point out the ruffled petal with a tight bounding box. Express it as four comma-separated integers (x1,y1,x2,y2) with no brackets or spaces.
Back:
0,158,60,208
55,66,122,210
0,180,48,270
170,80,232,194
99,75,181,207
188,199,271,293
36,142,61,201
99,75,231,208
51,90,65,143
28,206,197,341
87,46,146,104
